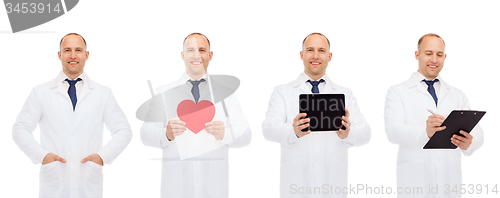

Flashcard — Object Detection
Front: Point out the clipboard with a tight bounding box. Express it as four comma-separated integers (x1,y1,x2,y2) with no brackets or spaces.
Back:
299,94,346,132
424,110,486,149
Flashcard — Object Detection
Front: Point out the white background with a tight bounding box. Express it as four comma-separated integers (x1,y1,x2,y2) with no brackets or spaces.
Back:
0,0,499,197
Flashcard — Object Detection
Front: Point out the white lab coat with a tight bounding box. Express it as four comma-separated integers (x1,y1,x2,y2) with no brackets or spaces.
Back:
262,73,371,198
12,72,133,198
384,72,484,198
140,73,251,198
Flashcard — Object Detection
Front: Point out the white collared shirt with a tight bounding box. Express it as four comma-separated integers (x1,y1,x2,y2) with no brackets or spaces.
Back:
300,72,327,93
58,72,85,99
180,72,208,87
416,71,441,97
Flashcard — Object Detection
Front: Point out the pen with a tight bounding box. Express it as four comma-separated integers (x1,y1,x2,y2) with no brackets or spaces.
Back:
427,109,436,115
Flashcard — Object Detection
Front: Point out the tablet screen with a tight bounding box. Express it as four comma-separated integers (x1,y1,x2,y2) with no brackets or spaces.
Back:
299,94,346,132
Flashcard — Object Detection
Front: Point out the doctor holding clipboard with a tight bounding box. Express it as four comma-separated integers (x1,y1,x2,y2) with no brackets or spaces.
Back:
384,33,484,198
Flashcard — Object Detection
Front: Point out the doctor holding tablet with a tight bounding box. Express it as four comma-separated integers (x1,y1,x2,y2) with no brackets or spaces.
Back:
262,32,371,198
384,33,484,198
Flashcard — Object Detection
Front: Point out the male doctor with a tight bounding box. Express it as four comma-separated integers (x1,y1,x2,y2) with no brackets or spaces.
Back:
384,33,484,198
12,33,133,198
140,32,251,198
262,33,371,198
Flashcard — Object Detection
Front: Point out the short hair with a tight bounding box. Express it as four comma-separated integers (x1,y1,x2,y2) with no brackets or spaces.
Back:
302,32,330,49
183,32,211,49
418,33,445,51
60,33,87,49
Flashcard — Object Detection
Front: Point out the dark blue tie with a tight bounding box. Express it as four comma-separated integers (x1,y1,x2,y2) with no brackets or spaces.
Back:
307,79,325,94
423,79,439,106
189,79,205,103
65,78,82,111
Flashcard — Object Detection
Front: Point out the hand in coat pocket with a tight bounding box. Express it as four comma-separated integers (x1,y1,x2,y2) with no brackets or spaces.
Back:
81,153,103,166
42,153,66,165
39,161,63,197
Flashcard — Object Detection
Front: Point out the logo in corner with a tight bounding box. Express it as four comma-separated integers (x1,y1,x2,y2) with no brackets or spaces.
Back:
4,0,79,33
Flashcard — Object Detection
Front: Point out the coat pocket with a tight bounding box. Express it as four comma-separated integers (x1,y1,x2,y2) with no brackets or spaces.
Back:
208,160,229,197
39,161,63,197
83,161,103,198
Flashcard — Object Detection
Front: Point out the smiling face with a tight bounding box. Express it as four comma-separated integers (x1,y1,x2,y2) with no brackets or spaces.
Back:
58,35,89,80
415,35,446,80
300,34,332,80
182,34,213,80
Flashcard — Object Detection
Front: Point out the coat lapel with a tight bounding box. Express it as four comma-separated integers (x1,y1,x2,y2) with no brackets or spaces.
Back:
177,75,195,101
51,73,69,99
78,73,95,103
55,80,68,99
408,72,435,100
179,84,193,100
322,75,337,94
437,80,450,107
292,74,311,94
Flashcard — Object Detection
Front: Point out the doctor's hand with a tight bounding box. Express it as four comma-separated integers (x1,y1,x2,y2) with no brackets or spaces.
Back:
293,113,311,138
426,114,447,138
42,153,66,165
337,109,351,139
81,153,103,166
451,130,473,150
205,121,225,140
166,120,187,141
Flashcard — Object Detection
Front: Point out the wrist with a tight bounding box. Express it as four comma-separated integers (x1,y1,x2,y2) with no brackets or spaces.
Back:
166,133,174,141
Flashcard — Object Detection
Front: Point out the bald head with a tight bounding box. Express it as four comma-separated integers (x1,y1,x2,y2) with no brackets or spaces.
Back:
302,32,330,50
183,33,211,50
60,33,87,50
418,33,445,51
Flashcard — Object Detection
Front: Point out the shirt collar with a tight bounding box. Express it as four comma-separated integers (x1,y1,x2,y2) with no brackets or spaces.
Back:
410,71,442,86
59,71,85,84
300,72,327,84
180,72,208,84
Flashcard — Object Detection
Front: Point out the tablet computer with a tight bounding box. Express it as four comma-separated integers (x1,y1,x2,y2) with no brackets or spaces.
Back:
299,94,346,132
424,110,486,149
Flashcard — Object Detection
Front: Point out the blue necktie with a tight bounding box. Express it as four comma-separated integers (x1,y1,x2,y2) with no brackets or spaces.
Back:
423,79,439,106
307,79,325,94
189,79,205,103
65,78,82,111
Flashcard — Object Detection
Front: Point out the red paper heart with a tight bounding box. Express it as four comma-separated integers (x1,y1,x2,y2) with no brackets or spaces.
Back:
177,100,215,134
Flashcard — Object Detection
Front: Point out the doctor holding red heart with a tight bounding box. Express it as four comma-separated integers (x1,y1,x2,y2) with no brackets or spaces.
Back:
140,32,252,198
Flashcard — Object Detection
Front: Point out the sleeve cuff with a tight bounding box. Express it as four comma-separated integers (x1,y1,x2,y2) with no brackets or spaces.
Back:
97,151,110,165
462,136,477,156
35,150,50,164
220,127,232,146
158,127,170,148
341,131,354,147
418,126,430,148
287,125,298,145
